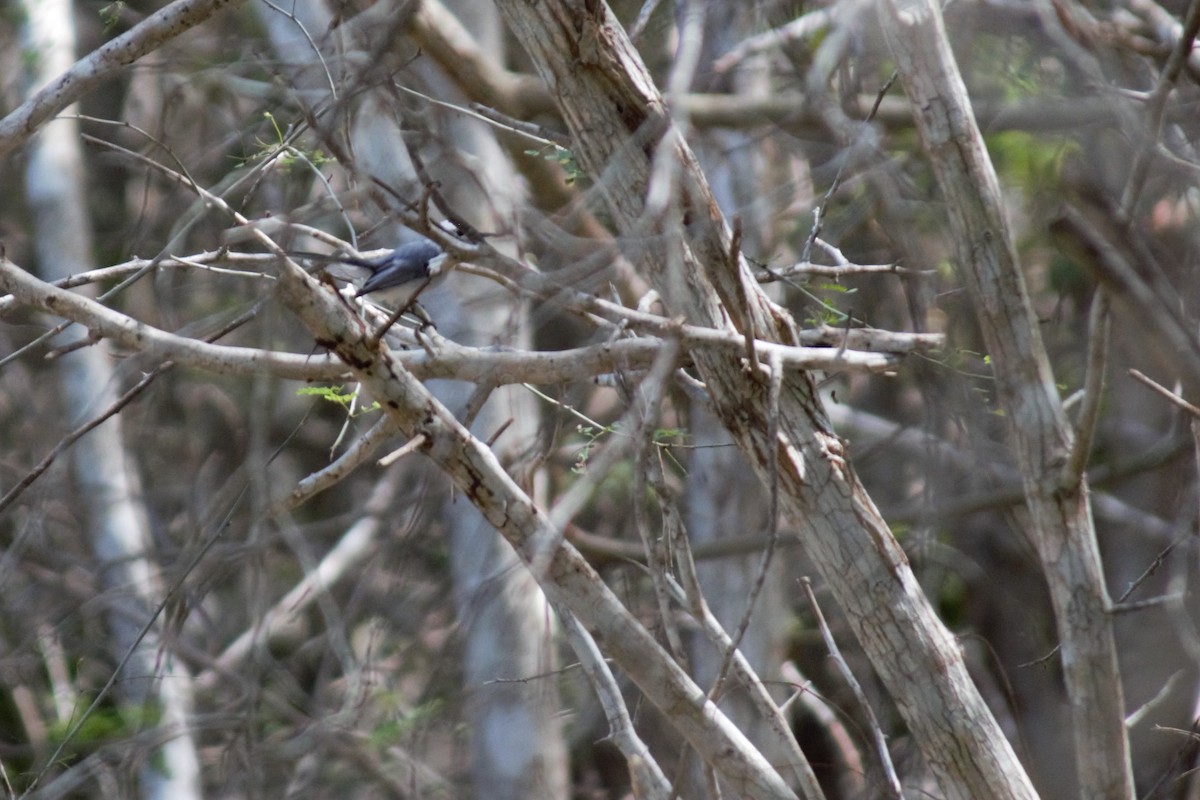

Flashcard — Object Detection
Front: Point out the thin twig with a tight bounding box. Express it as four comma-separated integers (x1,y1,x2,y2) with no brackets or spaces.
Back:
260,0,338,99
0,0,250,159
1118,0,1200,213
0,297,264,517
708,351,783,702
1116,536,1185,605
758,261,928,280
801,72,897,264
1062,290,1111,487
666,563,828,797
1111,593,1184,614
552,599,672,800
467,101,571,147
803,578,904,799
1130,369,1200,418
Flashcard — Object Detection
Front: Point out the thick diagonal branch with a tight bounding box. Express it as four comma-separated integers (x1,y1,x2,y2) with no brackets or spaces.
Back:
878,0,1133,796
492,1,1039,798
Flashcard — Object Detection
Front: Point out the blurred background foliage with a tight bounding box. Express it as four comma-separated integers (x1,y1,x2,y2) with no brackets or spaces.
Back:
1,0,1199,797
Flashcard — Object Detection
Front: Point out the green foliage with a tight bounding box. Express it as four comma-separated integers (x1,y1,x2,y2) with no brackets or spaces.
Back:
1047,252,1090,299
525,145,586,185
1,4,29,27
297,385,379,415
572,424,689,475
369,697,445,747
46,698,164,757
243,112,334,171
936,570,969,629
572,424,606,474
802,282,858,327
99,3,125,32
20,42,40,74
967,34,1064,101
48,706,123,748
987,131,1074,199
968,35,1078,218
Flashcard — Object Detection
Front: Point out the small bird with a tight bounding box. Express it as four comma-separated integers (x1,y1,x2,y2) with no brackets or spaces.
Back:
350,240,452,310
295,240,454,312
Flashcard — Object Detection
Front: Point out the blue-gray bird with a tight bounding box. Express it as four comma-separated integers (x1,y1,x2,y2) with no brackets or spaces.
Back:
351,240,452,309
296,240,453,310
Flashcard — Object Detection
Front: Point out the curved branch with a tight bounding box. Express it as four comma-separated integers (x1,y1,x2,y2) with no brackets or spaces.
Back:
273,255,800,800
0,258,907,387
879,0,1134,795
0,0,250,159
493,1,1040,797
0,258,344,380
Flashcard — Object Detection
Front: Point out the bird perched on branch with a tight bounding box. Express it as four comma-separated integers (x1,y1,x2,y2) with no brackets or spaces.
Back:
294,239,455,313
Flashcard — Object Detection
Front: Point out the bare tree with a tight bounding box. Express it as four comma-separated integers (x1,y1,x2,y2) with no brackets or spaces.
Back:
2,0,1199,798
13,1,202,797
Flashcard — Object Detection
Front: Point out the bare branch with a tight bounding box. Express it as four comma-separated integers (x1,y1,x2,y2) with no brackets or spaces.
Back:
196,470,406,691
1129,370,1200,419
1054,204,1200,397
0,0,251,159
802,579,903,799
671,552,827,798
273,253,800,800
552,601,673,800
496,0,1037,795
879,0,1134,793
1062,290,1111,486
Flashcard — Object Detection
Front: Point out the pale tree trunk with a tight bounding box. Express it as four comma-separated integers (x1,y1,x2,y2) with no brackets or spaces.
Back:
493,1,1040,797
877,1,1134,797
19,1,202,798
420,4,568,794
256,3,567,797
681,0,794,788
